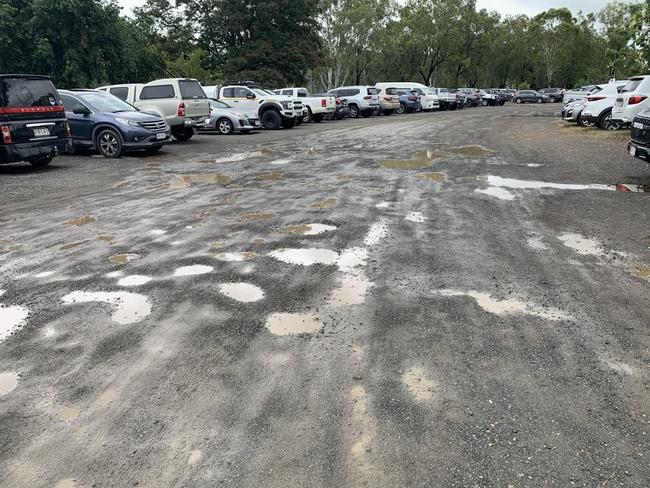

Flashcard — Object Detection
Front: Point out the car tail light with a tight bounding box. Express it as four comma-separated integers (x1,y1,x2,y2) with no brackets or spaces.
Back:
335,98,341,105
321,98,327,107
628,95,647,105
177,102,186,117
384,96,392,101
64,120,72,139
408,96,417,101
363,95,372,100
1,125,11,144
586,96,606,102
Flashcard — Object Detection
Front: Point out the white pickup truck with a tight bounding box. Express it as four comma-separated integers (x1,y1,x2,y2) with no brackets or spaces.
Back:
97,78,210,141
274,88,336,122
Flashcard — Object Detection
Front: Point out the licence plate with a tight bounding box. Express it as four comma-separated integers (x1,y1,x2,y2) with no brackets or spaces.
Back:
629,145,636,156
156,132,166,140
616,99,623,108
33,127,50,137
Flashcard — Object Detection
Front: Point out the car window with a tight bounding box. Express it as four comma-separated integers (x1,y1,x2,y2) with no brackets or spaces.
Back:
140,84,175,100
109,87,129,101
350,89,360,96
385,88,398,95
222,88,234,98
60,94,81,111
211,99,230,109
179,80,206,99
0,77,62,108
232,87,251,98
621,79,643,93
367,88,379,95
77,91,137,113
298,90,308,97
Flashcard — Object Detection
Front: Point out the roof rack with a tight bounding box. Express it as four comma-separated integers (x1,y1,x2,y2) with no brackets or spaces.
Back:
223,80,260,87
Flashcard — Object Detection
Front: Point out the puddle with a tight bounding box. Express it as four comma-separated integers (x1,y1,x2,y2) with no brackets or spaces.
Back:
337,247,368,272
476,187,515,201
311,198,336,209
167,173,232,188
105,271,123,278
108,253,139,264
173,265,213,276
34,271,55,278
281,223,337,235
377,150,446,169
0,303,29,342
61,291,152,325
419,172,446,182
253,238,266,244
613,183,650,193
482,175,612,191
65,215,95,226
329,274,373,306
526,163,544,167
268,248,338,266
558,233,604,256
259,171,283,180
265,312,321,335
117,275,152,287
57,406,80,421
59,240,89,251
54,480,76,488
402,367,435,402
149,229,166,236
0,372,19,396
375,202,392,208
364,219,388,246
215,251,256,262
405,212,426,223
240,212,274,221
269,158,292,165
202,150,265,164
633,263,650,278
447,145,490,157
210,241,224,249
218,282,265,302
96,234,114,244
433,289,570,321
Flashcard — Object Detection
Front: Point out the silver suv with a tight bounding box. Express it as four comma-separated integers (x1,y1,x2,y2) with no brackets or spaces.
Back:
327,86,380,118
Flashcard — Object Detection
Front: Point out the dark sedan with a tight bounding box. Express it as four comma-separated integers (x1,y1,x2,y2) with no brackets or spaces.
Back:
59,89,171,158
513,90,549,104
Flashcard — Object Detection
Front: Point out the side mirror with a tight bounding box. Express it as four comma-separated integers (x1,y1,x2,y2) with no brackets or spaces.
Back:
72,105,90,115
246,93,256,100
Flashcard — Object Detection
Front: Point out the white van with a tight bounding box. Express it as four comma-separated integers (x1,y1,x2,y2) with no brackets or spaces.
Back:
375,82,439,111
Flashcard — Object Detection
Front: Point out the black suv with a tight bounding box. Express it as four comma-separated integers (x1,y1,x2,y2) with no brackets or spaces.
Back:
538,88,564,103
0,74,70,167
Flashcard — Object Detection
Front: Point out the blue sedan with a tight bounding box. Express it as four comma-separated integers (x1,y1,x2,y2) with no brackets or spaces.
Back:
59,89,171,158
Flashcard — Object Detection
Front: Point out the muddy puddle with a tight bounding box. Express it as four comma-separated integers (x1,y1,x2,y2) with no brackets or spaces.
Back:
117,275,152,287
65,215,95,226
62,291,152,325
215,251,256,262
446,145,491,157
378,146,490,169
166,173,232,188
329,274,373,306
240,212,274,221
268,248,339,266
96,234,114,244
558,233,604,256
281,223,337,235
633,263,650,278
265,312,321,335
59,240,89,251
419,172,446,182
259,171,283,181
173,265,213,276
311,198,337,209
108,253,140,264
218,282,265,302
0,372,19,396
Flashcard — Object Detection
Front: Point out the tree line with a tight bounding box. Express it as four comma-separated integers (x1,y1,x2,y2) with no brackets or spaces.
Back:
1,0,648,91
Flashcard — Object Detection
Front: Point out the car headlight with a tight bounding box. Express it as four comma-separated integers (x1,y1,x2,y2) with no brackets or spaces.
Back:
280,101,293,109
115,117,140,127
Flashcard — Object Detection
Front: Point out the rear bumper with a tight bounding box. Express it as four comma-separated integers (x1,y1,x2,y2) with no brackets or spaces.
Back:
0,138,69,164
628,140,650,163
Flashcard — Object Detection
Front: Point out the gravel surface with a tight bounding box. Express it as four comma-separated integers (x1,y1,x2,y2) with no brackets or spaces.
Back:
0,104,649,487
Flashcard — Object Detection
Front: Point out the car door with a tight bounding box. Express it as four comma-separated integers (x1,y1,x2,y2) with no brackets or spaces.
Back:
60,94,94,144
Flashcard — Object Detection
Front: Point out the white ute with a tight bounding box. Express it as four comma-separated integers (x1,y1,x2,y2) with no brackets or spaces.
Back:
275,87,336,123
216,83,298,129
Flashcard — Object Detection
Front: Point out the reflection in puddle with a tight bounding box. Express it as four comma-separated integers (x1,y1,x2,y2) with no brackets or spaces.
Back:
0,372,19,396
149,229,166,236
405,212,426,223
476,187,515,201
34,271,55,278
419,172,446,182
61,291,152,325
97,234,115,244
558,233,604,256
337,247,368,272
402,367,435,402
215,251,256,261
167,173,232,188
281,223,337,235
433,289,570,321
218,282,265,302
108,253,139,264
240,212,274,221
613,183,650,193
173,265,213,276
482,175,612,191
447,145,490,157
59,240,90,251
117,275,152,287
268,248,338,266
378,150,444,169
311,198,337,209
265,312,320,335
0,303,29,342
329,274,373,306
375,201,392,208
65,215,95,226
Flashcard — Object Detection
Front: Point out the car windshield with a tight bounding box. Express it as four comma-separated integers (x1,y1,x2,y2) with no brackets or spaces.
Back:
253,88,270,97
211,99,231,109
179,80,207,99
77,91,136,113
621,79,643,93
0,77,62,108
423,88,435,95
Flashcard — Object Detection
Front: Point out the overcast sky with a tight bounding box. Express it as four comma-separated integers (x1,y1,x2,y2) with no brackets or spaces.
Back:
117,0,613,17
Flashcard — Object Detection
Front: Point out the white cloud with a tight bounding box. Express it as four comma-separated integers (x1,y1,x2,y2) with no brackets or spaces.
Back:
477,0,613,17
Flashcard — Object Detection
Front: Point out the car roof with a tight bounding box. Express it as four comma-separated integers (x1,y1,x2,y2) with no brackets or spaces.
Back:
144,78,198,85
0,74,51,80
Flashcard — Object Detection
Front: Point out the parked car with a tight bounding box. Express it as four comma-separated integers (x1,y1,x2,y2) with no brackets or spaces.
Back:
327,86,380,118
97,78,209,141
274,87,336,123
458,88,481,107
512,90,549,104
431,88,458,110
612,75,650,127
562,99,593,127
563,85,601,103
0,74,70,167
323,95,351,119
258,87,305,126
538,88,564,103
485,89,507,105
203,98,259,134
375,82,439,111
478,89,499,106
450,89,466,109
628,109,650,164
214,82,297,129
59,89,170,157
579,80,629,130
374,87,402,115
395,90,422,113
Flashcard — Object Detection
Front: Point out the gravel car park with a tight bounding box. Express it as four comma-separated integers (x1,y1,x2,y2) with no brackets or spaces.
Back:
1,104,648,487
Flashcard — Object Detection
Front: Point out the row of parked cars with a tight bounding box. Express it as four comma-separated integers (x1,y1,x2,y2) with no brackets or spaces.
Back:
0,73,567,165
560,75,650,166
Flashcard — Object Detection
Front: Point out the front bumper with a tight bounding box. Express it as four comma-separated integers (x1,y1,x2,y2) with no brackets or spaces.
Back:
0,138,69,164
580,112,598,124
628,140,650,163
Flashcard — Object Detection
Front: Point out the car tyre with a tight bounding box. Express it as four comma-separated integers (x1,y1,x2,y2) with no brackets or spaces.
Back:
172,128,194,141
96,128,124,158
28,153,54,168
598,109,620,130
515,98,522,104
536,98,543,104
261,110,282,129
348,104,360,118
397,103,406,114
217,118,234,135
303,108,312,123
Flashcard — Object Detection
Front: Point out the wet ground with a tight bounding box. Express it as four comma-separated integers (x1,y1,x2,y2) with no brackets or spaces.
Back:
1,104,649,487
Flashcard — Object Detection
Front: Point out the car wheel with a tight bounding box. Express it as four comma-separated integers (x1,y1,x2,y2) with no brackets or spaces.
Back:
261,110,282,129
312,114,324,123
96,128,123,158
515,98,522,104
172,128,194,141
397,103,406,114
536,98,543,104
598,109,620,130
303,108,312,123
217,118,234,135
577,113,594,127
28,153,54,168
348,104,360,118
